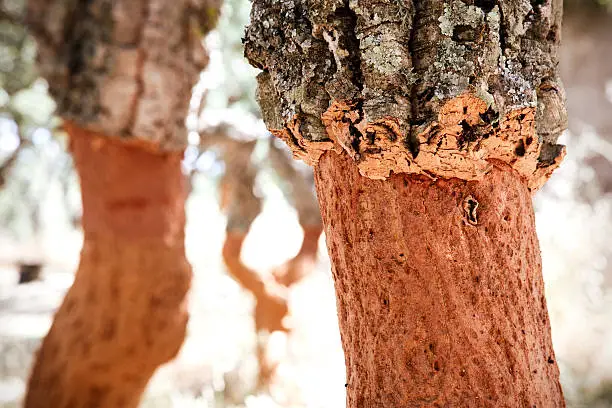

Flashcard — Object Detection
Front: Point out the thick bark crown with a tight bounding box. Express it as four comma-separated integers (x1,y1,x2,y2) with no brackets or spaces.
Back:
244,0,567,189
27,0,220,150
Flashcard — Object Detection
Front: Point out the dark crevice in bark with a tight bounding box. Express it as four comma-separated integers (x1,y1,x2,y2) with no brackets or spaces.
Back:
474,0,496,13
479,105,500,127
348,99,365,160
330,5,364,91
458,120,479,148
64,0,92,75
123,0,149,138
515,139,526,156
496,1,509,56
349,124,362,160
245,0,567,183
407,0,420,159
404,130,420,158
62,0,99,119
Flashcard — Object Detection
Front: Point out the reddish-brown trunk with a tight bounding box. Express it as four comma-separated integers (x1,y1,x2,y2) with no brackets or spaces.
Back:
222,232,290,389
273,224,323,287
25,123,191,408
222,232,289,334
315,151,564,407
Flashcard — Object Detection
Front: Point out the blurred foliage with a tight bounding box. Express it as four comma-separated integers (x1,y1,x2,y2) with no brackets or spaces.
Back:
0,0,78,245
202,0,259,117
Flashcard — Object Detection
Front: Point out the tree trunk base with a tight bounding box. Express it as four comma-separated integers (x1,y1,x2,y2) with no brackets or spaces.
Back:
25,123,191,408
315,151,564,407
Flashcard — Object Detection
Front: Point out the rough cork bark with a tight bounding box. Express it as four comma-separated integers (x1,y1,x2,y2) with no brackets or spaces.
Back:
25,124,192,408
27,0,219,150
25,0,219,405
245,0,567,405
245,0,566,189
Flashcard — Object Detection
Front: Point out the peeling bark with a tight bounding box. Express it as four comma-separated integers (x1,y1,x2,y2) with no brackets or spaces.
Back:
246,0,567,404
245,0,567,190
25,124,191,408
27,0,219,150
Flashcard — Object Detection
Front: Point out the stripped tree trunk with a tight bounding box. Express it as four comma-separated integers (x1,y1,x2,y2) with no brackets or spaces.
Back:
24,0,219,406
245,0,567,405
26,124,191,407
316,152,563,405
218,139,289,334
215,137,289,389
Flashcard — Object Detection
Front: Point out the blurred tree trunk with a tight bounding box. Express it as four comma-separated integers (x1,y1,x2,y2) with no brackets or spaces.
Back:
24,0,218,406
215,137,289,335
201,125,323,389
268,140,323,287
246,0,567,405
210,132,289,389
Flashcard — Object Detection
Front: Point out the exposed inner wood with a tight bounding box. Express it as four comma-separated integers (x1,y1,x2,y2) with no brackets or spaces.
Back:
315,151,565,407
274,94,564,190
24,123,191,408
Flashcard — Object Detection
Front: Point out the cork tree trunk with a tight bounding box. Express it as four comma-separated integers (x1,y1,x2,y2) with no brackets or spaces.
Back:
245,0,567,405
24,1,218,406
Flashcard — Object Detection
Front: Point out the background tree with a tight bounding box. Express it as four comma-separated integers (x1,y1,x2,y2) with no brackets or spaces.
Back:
198,121,323,391
245,0,567,405
191,0,324,392
22,0,219,406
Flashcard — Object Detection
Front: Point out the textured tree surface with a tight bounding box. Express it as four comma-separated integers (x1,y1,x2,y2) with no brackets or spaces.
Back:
27,0,219,150
25,124,191,408
245,0,567,405
25,0,219,405
316,152,563,406
245,0,566,189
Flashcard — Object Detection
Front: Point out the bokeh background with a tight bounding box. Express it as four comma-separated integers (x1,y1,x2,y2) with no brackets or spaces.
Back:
1,0,611,406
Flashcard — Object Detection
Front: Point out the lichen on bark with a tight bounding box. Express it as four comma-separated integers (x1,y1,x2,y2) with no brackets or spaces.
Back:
244,0,567,190
27,0,220,150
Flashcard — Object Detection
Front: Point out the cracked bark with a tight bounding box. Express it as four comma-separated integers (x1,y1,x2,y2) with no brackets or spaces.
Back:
246,0,566,405
24,0,219,406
